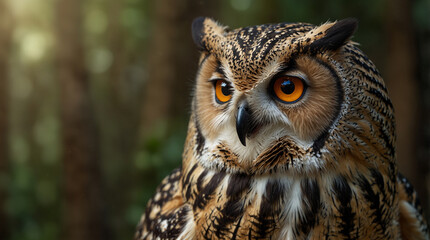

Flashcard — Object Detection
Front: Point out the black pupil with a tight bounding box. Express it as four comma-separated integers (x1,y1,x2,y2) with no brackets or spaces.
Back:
221,81,231,96
280,79,295,94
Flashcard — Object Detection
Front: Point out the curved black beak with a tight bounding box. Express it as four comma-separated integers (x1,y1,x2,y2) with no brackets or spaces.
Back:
236,102,252,146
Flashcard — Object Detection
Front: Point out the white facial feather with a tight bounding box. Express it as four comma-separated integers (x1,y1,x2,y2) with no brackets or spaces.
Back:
205,60,318,164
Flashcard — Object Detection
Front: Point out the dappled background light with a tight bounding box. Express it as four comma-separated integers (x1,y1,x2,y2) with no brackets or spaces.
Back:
0,0,429,240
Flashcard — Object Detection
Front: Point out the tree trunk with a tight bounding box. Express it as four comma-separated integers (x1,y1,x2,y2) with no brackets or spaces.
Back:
415,4,430,220
0,1,12,238
105,0,140,237
56,0,108,239
141,0,219,134
384,0,426,203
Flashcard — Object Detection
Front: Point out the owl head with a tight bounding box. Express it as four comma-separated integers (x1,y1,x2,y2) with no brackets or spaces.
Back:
188,17,396,176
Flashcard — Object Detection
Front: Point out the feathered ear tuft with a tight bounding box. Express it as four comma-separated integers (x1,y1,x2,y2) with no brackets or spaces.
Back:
192,17,206,51
191,17,227,52
309,18,358,52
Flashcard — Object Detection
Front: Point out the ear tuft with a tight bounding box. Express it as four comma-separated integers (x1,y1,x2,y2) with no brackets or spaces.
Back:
192,17,226,52
192,17,206,51
310,18,358,52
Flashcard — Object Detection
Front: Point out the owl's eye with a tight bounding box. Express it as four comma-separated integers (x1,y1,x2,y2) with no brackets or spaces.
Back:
271,76,306,103
214,79,232,104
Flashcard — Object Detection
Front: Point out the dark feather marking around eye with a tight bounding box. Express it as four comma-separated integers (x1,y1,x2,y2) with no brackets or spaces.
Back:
214,60,226,78
266,60,296,91
312,129,329,154
311,58,344,153
277,57,297,74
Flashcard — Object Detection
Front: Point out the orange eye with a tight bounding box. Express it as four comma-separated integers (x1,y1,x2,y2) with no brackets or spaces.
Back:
272,76,306,103
214,80,232,104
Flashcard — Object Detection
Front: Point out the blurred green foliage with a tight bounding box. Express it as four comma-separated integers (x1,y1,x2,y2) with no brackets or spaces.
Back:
2,0,429,239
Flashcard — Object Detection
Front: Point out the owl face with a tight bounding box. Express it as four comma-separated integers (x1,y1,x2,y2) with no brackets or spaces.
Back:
190,18,395,175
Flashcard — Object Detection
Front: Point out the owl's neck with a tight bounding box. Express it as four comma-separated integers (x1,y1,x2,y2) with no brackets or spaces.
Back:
180,153,399,239
180,157,317,239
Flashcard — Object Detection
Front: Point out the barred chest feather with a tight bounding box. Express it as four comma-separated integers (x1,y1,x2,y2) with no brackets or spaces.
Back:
181,166,317,239
179,157,400,240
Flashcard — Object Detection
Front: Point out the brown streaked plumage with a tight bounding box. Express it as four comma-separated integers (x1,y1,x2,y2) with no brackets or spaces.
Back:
135,17,429,240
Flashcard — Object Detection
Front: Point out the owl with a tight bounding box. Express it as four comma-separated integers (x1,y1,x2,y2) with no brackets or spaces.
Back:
135,18,429,240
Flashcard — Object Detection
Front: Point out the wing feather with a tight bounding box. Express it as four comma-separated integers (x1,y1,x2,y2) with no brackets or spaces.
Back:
135,168,189,240
397,173,429,240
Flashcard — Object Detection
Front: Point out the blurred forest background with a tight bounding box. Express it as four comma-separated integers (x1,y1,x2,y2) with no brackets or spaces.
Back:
0,0,429,239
